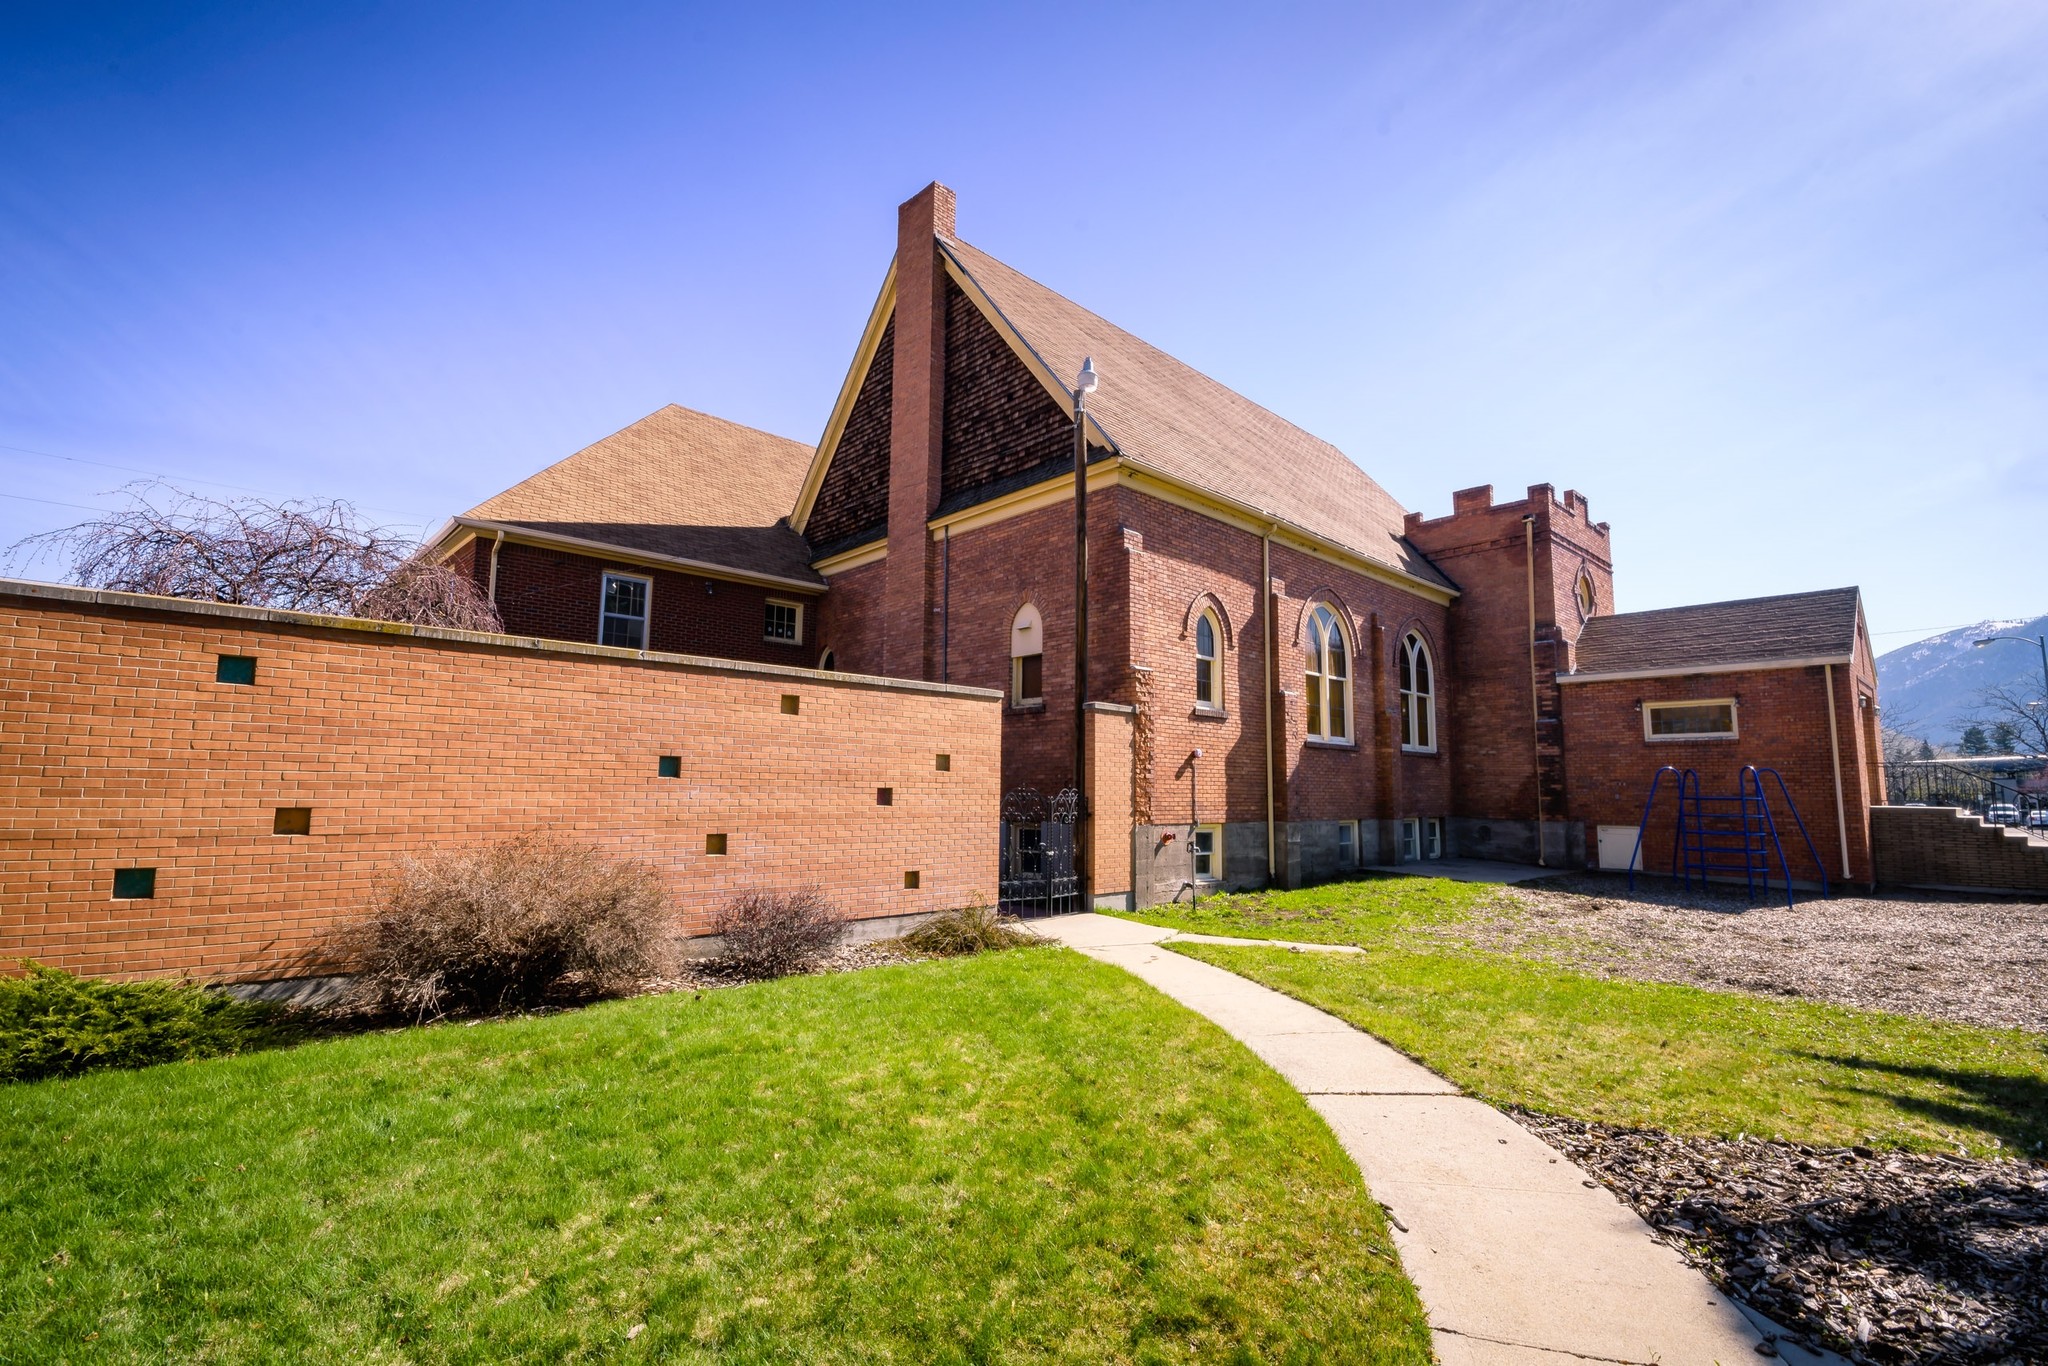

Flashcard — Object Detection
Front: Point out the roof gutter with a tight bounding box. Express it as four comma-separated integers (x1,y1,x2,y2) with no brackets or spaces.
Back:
439,517,826,593
1556,654,1854,685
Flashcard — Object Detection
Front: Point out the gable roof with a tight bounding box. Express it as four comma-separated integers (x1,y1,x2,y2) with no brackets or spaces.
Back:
940,237,1452,592
1566,587,1863,680
463,404,821,585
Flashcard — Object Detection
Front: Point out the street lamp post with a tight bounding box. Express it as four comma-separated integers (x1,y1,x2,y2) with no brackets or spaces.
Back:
1973,633,2048,753
1073,357,1098,910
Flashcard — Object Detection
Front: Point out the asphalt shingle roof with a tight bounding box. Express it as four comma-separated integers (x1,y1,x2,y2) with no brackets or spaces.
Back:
466,405,821,584
942,238,1450,591
1570,587,1862,677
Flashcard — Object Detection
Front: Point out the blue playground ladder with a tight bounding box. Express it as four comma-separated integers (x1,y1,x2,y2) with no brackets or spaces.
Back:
1627,766,1829,908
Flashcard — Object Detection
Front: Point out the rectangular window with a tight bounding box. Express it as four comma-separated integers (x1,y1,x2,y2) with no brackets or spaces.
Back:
657,755,681,778
1337,820,1358,868
764,600,802,644
1191,825,1222,880
1644,699,1738,741
1196,656,1215,707
1013,653,1044,705
112,867,156,899
1400,818,1420,862
272,807,312,835
1425,818,1443,860
600,573,650,649
215,655,257,685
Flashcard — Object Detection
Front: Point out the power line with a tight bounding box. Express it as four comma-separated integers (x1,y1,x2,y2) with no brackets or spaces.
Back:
0,491,113,514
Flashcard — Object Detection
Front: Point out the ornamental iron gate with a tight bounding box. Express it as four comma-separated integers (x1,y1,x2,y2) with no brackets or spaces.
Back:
999,787,1079,917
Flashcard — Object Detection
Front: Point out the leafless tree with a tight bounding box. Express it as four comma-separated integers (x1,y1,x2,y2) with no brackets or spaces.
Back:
1968,679,2048,756
6,481,501,631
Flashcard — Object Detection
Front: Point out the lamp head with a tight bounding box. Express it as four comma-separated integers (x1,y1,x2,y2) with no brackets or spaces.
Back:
1075,357,1098,395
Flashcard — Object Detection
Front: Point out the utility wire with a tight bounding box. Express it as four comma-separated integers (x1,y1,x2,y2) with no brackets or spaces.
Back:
0,441,437,526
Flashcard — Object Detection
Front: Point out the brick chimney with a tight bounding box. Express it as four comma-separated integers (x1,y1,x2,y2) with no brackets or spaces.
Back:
881,182,956,679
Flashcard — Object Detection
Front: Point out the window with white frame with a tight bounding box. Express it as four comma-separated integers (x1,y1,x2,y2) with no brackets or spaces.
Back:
1644,699,1737,741
1400,818,1420,862
1191,824,1222,880
599,573,650,649
1194,608,1223,710
1304,604,1350,742
1337,820,1359,868
764,600,802,644
1425,817,1443,859
1011,603,1044,705
1399,631,1436,752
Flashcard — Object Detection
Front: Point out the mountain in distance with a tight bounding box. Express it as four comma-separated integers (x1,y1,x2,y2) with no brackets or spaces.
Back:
1874,612,2048,745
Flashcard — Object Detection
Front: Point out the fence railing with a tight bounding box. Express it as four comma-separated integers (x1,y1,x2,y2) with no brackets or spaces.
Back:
1886,760,2048,842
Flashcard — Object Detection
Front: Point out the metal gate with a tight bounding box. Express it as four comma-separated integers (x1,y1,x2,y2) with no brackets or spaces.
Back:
999,787,1079,917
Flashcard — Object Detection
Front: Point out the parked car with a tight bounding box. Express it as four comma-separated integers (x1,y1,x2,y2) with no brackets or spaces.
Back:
2028,808,2048,829
1985,803,2021,826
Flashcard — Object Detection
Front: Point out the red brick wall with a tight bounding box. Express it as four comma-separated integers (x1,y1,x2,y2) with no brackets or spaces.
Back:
479,540,821,668
1560,661,1876,886
0,583,1000,982
941,277,1072,497
882,186,953,679
1404,484,1614,835
814,555,888,678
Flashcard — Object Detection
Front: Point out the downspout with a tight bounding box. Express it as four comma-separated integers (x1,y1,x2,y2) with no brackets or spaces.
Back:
1824,663,1852,880
941,525,950,684
1262,529,1277,883
487,529,504,607
1525,515,1545,865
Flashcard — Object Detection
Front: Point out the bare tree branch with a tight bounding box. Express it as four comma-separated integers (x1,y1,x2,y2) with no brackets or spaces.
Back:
6,481,500,632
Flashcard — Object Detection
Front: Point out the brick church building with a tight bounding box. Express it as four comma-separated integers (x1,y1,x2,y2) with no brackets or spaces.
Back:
431,183,1885,907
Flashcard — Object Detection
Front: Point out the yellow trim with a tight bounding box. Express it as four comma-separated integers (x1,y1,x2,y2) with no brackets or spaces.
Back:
813,539,888,575
925,458,1455,605
792,261,898,535
434,528,481,567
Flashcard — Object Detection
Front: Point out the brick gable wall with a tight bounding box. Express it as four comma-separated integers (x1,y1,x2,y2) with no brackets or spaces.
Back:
806,314,894,551
0,587,999,982
941,278,1073,498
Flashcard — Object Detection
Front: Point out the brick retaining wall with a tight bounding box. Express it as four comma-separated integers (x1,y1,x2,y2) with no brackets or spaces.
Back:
1870,806,2048,897
0,580,1001,982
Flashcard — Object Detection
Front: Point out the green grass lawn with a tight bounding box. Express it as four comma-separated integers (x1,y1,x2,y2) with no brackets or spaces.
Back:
1108,874,1499,946
0,948,1429,1365
1176,942,2048,1159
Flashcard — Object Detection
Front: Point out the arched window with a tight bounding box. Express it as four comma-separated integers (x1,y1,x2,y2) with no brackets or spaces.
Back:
1194,609,1223,710
1575,572,1596,618
1399,631,1435,752
817,649,836,672
1304,605,1350,742
1010,603,1044,705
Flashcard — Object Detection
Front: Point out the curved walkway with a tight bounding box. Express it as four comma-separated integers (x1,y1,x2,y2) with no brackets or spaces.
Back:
1040,913,1834,1365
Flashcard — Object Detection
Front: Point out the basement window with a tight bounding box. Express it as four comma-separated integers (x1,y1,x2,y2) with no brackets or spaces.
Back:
215,655,257,685
599,572,650,650
1191,825,1222,880
1337,820,1359,868
273,807,312,835
1645,699,1737,741
112,867,156,899
764,601,802,645
705,833,728,856
657,756,681,778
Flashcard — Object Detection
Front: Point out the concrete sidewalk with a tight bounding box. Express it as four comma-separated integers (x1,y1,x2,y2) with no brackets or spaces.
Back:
1039,912,1825,1365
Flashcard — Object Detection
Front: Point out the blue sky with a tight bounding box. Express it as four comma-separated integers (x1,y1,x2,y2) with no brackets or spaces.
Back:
4,1,2044,646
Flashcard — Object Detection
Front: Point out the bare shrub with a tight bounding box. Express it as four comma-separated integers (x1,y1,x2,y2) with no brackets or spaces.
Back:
341,834,672,1020
898,902,1041,958
709,889,848,978
7,480,501,631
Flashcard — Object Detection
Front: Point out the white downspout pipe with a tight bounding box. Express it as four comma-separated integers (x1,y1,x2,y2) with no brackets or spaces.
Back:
1824,662,1852,881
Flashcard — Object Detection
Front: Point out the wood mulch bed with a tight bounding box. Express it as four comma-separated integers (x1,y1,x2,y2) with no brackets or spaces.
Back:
1445,874,2048,1033
1517,1110,2048,1364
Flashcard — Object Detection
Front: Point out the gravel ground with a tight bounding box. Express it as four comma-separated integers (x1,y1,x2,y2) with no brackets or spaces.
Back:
1437,874,2048,1033
1517,1110,2048,1365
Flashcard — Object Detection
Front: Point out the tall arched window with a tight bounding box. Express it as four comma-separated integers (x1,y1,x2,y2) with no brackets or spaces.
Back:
1400,631,1435,752
1194,609,1223,710
1305,605,1350,742
1010,603,1044,705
